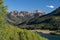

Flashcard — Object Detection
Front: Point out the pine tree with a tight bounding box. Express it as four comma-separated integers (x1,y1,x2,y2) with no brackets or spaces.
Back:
0,0,8,26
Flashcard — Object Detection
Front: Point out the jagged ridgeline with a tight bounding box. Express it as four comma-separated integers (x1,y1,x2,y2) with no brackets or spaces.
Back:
0,0,47,40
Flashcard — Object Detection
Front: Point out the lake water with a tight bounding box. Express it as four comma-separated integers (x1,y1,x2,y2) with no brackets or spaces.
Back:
38,32,60,40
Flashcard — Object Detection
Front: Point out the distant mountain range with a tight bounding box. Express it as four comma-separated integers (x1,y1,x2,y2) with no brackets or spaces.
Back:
7,10,45,25
7,7,60,30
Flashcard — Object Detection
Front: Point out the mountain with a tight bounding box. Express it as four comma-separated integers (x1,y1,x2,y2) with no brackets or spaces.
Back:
27,7,60,24
7,7,60,30
25,7,60,30
7,10,45,25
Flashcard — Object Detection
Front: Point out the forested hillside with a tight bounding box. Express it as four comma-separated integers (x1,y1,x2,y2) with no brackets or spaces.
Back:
17,7,60,30
26,7,60,30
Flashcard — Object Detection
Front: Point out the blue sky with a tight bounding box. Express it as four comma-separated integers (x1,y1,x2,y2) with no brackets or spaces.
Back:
4,0,60,13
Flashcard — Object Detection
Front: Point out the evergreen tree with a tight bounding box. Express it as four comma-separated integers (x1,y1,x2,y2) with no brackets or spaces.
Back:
0,0,8,26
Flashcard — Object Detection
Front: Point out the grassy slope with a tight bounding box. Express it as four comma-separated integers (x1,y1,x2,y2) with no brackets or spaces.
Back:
0,24,47,40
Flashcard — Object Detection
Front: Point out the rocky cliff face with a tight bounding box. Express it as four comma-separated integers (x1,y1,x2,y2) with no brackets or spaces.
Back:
7,10,45,25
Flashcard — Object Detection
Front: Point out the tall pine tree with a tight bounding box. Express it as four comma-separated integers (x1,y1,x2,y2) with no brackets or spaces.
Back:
0,0,8,26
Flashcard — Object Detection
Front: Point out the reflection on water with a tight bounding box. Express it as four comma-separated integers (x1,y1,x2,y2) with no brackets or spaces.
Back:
37,32,60,40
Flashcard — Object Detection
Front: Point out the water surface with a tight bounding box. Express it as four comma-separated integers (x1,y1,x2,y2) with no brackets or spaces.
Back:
38,32,60,40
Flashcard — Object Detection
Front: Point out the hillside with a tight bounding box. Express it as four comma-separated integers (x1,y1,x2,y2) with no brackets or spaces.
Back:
0,24,47,40
25,7,60,30
6,7,60,30
15,7,60,30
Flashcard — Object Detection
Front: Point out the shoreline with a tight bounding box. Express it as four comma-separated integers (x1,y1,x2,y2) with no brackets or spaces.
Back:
30,30,60,36
31,30,54,34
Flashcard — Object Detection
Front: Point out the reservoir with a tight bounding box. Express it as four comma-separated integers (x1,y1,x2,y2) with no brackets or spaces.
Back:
38,32,60,40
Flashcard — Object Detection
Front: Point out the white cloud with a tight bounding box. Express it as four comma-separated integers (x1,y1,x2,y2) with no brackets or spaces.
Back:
46,5,54,8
